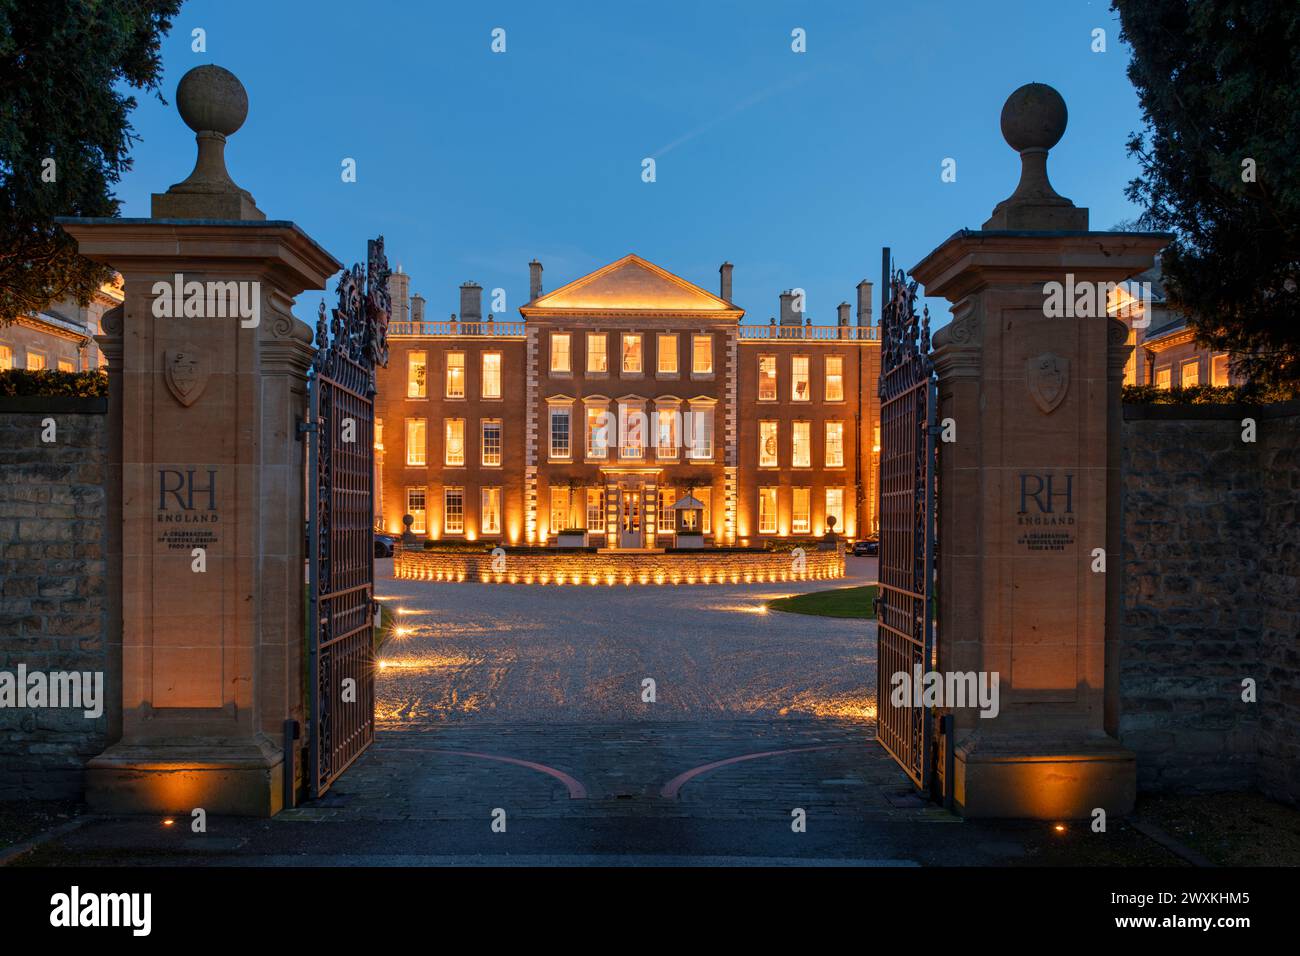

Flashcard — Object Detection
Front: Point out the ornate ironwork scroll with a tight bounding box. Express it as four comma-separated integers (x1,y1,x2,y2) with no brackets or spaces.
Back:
876,266,937,790
307,236,390,798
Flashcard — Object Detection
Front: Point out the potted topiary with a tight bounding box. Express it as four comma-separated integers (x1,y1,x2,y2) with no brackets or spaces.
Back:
670,491,706,548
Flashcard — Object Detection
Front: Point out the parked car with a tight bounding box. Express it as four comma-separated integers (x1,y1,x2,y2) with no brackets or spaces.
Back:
851,538,879,557
374,533,397,558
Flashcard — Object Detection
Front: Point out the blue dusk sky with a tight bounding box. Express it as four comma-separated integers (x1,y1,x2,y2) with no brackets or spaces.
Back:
112,0,1147,329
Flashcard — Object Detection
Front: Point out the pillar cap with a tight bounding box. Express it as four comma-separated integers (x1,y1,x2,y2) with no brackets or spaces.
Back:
984,83,1087,230
153,65,264,220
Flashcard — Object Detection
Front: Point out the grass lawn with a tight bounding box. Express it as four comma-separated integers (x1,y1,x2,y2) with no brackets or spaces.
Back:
768,585,876,619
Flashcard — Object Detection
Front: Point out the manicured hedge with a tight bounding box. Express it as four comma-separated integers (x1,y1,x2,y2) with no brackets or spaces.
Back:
0,369,108,397
1122,383,1295,405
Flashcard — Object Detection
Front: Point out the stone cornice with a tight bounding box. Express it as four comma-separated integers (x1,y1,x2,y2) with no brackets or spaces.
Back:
11,313,90,344
1143,327,1197,352
519,307,744,321
911,230,1171,303
55,218,342,296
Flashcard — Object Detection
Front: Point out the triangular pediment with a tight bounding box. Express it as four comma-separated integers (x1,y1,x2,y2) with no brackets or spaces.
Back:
522,255,742,316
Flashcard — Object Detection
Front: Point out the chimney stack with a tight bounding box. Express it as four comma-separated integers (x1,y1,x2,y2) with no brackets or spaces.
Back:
529,259,543,301
387,267,411,326
856,280,873,326
411,293,425,325
779,289,802,326
460,282,482,323
719,262,733,301
837,302,850,328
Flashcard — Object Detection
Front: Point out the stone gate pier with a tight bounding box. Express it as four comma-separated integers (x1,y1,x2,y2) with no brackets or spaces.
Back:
58,66,338,815
912,84,1167,818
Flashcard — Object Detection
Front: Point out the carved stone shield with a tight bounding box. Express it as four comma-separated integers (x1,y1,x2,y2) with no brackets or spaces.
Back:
1026,352,1069,414
164,347,207,407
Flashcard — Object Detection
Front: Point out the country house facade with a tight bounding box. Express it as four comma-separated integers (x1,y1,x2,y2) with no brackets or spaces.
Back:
374,255,882,548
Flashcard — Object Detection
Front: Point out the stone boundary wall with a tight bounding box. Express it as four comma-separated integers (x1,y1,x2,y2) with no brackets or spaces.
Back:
394,545,845,586
1119,400,1299,804
0,398,111,800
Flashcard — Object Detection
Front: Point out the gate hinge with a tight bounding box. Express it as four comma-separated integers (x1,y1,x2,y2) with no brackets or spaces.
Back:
296,419,317,439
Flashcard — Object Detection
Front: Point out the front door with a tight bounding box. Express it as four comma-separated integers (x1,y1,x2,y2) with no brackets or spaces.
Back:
618,481,643,549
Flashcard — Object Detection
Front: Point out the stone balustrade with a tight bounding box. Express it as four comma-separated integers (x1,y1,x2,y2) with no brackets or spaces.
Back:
393,545,845,586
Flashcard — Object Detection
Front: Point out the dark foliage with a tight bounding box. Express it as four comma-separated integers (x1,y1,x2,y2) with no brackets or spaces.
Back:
0,0,182,319
1114,0,1300,385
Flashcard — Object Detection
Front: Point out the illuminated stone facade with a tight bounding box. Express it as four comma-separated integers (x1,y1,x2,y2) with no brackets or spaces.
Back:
0,280,122,373
376,255,881,549
1110,260,1240,389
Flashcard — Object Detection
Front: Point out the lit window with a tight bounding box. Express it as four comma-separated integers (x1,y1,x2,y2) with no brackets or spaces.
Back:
1212,354,1230,387
481,419,502,466
700,487,713,533
551,333,571,374
792,487,810,534
481,487,501,535
444,487,464,533
656,408,678,459
550,487,570,534
586,405,610,459
759,420,778,467
657,334,678,375
692,334,712,374
825,421,844,467
825,488,844,533
678,493,700,532
407,351,427,398
1180,359,1200,387
0,345,12,370
825,355,844,401
446,352,464,398
686,405,714,460
758,488,778,534
375,419,383,449
26,351,46,371
659,488,676,531
550,407,571,458
792,356,810,401
792,421,811,468
619,403,645,459
1155,366,1172,390
57,359,75,372
406,487,427,534
873,424,880,453
587,333,607,374
622,334,642,374
482,352,502,398
405,418,427,466
586,488,605,531
444,418,465,466
1123,329,1137,386
758,355,777,401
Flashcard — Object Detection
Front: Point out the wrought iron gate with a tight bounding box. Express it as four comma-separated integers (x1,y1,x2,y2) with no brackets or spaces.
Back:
875,266,937,790
306,236,391,797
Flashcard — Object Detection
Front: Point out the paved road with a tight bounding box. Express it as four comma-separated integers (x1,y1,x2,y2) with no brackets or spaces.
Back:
372,555,879,726
22,556,999,866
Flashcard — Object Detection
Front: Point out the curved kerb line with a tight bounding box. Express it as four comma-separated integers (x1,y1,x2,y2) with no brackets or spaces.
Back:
660,744,848,799
378,747,587,799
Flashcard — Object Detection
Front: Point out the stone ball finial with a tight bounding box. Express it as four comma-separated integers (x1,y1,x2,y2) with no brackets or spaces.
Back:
176,65,249,137
999,82,1067,153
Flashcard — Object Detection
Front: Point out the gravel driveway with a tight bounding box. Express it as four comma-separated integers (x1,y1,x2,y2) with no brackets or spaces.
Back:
372,556,878,726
